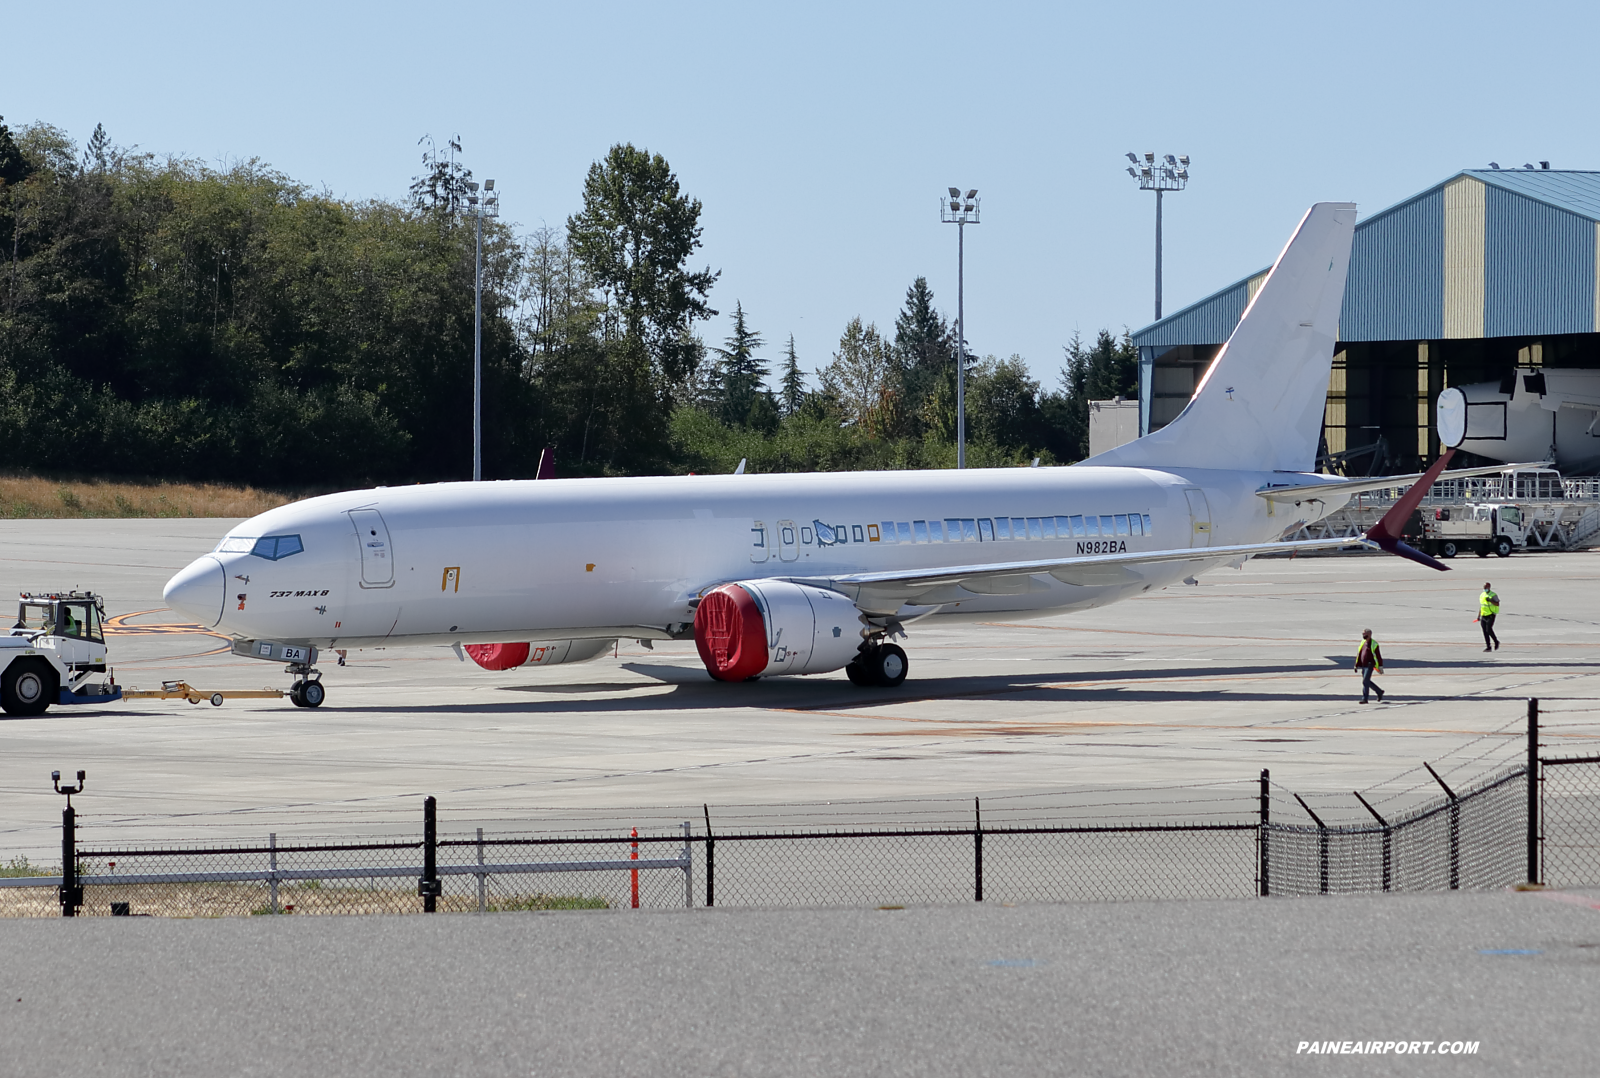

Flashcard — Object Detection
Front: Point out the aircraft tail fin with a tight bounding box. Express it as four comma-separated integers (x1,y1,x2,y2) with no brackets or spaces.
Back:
1085,202,1357,473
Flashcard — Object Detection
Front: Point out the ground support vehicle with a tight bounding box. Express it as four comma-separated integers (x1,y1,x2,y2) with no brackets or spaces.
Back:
1418,503,1529,558
3,592,305,717
2,592,119,716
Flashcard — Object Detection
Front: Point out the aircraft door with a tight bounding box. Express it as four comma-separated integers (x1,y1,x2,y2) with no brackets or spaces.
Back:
1183,489,1212,548
777,520,799,562
750,521,770,563
349,509,395,587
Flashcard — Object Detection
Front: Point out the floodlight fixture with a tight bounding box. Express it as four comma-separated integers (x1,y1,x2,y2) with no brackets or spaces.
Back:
1489,161,1500,169
1523,163,1535,170
1540,161,1550,169
1125,152,1139,164
484,178,495,191
1123,150,1191,320
939,186,982,469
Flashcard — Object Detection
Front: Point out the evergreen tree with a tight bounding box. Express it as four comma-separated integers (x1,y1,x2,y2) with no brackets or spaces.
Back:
713,301,766,425
83,122,110,173
893,276,954,420
779,334,805,417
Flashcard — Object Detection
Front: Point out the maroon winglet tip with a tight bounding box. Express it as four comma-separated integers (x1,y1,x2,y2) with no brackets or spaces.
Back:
1365,448,1456,546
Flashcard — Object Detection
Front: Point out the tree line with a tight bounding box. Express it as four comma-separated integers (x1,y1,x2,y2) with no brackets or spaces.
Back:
0,116,1138,487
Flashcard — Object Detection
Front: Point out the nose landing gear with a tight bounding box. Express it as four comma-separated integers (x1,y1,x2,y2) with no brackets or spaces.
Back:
286,660,325,708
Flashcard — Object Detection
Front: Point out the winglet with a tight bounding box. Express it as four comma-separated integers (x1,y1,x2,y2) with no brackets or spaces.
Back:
535,447,556,480
1364,449,1455,571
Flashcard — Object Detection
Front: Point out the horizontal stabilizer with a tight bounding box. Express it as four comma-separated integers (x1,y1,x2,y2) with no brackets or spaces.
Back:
1257,460,1551,503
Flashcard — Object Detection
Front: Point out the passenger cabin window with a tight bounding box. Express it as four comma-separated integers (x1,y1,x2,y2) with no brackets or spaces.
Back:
1010,517,1026,538
852,525,865,543
879,521,896,543
945,519,965,541
867,524,881,542
928,520,944,542
1143,513,1153,534
1115,515,1130,536
978,518,994,541
1100,515,1114,536
913,520,929,543
897,522,912,543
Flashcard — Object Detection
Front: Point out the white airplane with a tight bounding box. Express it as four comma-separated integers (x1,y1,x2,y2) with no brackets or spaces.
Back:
162,203,1506,708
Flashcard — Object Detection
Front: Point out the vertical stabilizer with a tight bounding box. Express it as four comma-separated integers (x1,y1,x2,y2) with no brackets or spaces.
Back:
1085,202,1357,473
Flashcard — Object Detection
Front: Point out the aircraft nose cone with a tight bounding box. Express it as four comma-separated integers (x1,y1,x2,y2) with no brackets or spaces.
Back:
164,556,225,628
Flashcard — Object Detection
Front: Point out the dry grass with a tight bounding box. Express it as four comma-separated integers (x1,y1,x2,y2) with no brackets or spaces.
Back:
0,880,611,918
0,473,295,519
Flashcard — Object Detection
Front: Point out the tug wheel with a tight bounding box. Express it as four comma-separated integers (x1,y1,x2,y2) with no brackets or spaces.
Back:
210,693,224,707
1,659,56,717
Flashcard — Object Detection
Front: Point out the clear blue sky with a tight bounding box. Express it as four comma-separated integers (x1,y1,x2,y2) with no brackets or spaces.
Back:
4,0,1594,389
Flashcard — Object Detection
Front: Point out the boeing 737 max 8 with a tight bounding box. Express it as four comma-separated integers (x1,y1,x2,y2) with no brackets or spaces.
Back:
158,203,1505,708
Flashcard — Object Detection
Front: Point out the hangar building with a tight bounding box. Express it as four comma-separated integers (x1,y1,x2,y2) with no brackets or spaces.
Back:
1132,168,1600,473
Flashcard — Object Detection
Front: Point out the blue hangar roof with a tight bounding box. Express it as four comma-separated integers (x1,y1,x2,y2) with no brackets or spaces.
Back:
1132,169,1600,350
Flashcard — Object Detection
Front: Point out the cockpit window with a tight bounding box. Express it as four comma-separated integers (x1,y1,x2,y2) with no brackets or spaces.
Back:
217,534,304,561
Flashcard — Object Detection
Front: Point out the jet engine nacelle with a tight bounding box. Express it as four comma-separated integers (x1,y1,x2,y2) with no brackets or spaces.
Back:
464,638,614,671
694,581,867,681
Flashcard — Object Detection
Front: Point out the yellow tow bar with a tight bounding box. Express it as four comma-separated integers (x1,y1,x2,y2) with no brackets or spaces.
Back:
120,680,285,707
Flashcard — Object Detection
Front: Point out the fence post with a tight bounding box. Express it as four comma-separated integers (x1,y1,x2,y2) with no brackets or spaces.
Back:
682,821,693,909
1258,769,1270,897
1353,792,1391,892
703,804,715,908
60,802,79,918
418,795,440,913
1294,794,1330,894
630,827,639,909
269,832,279,914
476,826,486,913
1423,762,1459,890
1528,697,1540,886
974,797,984,903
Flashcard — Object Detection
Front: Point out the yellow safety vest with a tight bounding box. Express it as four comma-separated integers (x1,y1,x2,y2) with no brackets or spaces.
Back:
1356,639,1381,669
1480,591,1499,617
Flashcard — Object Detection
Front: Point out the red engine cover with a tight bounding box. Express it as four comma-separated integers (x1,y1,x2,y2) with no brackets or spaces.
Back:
694,585,769,681
464,642,530,670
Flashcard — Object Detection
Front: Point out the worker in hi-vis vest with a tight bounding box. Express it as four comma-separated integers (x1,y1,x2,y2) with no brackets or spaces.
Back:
1478,583,1500,652
1354,628,1384,704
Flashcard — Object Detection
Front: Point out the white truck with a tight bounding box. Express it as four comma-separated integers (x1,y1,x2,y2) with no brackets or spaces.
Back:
1418,504,1529,559
2,592,120,716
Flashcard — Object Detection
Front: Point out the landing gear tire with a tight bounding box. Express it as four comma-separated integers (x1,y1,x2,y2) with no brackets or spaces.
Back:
866,643,909,688
1,658,55,717
1441,541,1457,558
845,660,872,686
288,682,305,707
300,680,325,708
1495,537,1513,558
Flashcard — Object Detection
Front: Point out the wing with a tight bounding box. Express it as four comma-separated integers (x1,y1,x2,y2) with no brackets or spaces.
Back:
787,537,1371,616
1256,461,1549,504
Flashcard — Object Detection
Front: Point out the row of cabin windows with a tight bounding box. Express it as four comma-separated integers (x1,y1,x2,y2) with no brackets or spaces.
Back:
759,513,1151,551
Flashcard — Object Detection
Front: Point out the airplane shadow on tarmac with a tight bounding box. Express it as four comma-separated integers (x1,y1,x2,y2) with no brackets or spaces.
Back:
300,655,1583,717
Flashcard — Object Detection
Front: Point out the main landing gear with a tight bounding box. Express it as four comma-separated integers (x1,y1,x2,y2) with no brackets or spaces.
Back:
845,642,908,688
287,661,325,708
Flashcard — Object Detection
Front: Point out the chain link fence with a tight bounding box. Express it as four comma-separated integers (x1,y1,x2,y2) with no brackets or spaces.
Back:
7,701,1600,918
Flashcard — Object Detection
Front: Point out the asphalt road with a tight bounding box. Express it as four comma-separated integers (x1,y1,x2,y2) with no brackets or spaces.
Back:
3,887,1597,1077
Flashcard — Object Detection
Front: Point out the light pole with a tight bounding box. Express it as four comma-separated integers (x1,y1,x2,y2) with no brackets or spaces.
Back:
1124,153,1189,321
461,178,500,481
941,187,979,468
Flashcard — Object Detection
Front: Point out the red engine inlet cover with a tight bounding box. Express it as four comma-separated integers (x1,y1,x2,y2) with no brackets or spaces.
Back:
694,585,769,681
464,642,530,670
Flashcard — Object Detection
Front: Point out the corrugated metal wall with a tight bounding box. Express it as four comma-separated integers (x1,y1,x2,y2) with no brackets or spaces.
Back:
1484,185,1596,336
1343,189,1444,341
1132,170,1600,351
1442,177,1485,338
